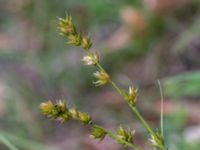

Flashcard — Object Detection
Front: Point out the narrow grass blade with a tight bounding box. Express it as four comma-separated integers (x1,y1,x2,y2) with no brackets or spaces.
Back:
0,135,19,150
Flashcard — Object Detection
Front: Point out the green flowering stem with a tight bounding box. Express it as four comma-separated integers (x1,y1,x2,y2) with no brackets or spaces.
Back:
57,14,167,150
129,106,166,150
93,125,141,150
109,80,166,150
93,62,166,150
90,57,166,149
86,50,166,150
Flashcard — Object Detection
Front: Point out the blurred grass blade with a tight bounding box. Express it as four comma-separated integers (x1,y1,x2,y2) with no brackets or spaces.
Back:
0,132,56,150
157,80,164,136
0,135,19,150
163,71,200,98
173,15,200,53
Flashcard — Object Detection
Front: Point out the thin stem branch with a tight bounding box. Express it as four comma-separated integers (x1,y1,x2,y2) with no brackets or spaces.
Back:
130,106,156,138
157,80,164,137
110,81,124,96
129,106,166,150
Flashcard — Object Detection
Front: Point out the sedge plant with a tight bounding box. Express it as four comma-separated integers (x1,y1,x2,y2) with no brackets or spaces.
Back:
40,14,168,150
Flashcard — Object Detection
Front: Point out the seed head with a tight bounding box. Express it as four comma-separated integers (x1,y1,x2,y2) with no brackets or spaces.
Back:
116,126,135,143
78,111,92,124
67,34,82,46
40,100,70,122
149,131,165,148
93,70,110,86
125,86,138,106
69,107,79,119
57,15,76,36
40,101,54,115
81,36,92,50
90,125,107,141
82,52,99,66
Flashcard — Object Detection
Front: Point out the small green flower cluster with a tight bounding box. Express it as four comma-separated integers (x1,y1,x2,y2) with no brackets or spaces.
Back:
124,86,138,106
116,126,135,144
58,15,92,50
90,125,107,141
90,125,135,144
40,100,92,124
58,15,138,104
150,131,165,149
40,100,137,148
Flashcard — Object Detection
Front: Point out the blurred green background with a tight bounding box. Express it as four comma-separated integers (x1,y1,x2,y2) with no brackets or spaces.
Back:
0,0,200,149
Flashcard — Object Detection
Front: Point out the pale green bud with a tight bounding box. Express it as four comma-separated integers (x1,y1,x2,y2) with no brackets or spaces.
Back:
116,126,135,143
82,52,99,66
93,70,110,86
125,86,138,106
67,34,82,46
81,37,92,50
90,125,107,141
78,111,92,124
57,15,76,36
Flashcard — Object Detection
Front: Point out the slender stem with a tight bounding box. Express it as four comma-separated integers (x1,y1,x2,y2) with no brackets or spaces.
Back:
110,81,124,96
96,60,124,96
129,106,166,150
96,63,105,72
130,106,156,138
157,80,164,137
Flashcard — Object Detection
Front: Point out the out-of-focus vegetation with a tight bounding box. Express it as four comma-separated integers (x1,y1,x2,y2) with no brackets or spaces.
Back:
0,0,200,150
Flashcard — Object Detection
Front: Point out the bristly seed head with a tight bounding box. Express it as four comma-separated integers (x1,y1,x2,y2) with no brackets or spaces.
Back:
69,107,79,119
82,52,99,66
90,125,107,141
124,86,138,106
40,100,93,124
40,100,70,122
81,36,92,50
116,126,135,144
67,34,82,46
149,131,165,148
40,101,54,115
78,111,92,124
93,70,110,86
57,15,76,36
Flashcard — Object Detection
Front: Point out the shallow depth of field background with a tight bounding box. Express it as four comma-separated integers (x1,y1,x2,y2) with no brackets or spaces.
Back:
0,0,200,150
